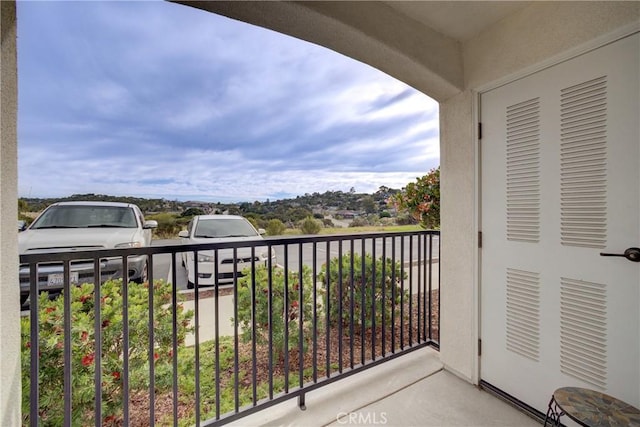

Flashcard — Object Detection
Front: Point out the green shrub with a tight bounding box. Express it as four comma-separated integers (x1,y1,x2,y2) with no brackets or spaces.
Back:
266,218,286,236
349,217,369,227
300,216,322,235
21,280,193,426
147,212,182,238
234,265,317,361
322,218,335,228
319,253,407,329
180,207,205,217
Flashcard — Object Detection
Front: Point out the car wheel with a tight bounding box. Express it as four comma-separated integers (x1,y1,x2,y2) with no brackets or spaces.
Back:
134,260,148,284
20,293,29,307
187,281,195,289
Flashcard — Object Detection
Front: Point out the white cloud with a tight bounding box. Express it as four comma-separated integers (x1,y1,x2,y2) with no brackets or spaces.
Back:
17,1,440,202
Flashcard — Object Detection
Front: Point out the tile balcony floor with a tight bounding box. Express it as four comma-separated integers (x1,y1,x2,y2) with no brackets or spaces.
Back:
227,347,541,427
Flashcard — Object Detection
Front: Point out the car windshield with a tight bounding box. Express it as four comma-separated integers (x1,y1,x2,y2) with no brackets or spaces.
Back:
194,218,258,238
30,205,138,229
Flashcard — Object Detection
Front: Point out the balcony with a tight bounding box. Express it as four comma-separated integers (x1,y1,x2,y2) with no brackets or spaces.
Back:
19,229,536,426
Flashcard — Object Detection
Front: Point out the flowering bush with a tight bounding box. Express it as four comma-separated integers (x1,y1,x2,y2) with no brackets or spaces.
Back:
21,279,193,426
234,265,316,361
390,166,440,229
319,253,407,329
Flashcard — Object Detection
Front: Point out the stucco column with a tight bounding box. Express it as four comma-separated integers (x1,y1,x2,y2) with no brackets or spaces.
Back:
439,90,478,382
0,0,21,424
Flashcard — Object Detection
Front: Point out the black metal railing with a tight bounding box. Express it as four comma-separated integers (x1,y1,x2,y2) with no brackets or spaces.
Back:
21,230,439,426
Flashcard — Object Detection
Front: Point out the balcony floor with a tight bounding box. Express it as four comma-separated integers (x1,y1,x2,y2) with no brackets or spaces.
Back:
227,347,541,426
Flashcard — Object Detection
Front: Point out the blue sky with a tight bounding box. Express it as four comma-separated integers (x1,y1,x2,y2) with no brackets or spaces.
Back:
17,1,439,202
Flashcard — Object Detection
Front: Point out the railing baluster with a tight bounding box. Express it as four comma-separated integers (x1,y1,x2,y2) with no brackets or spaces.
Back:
312,241,318,383
337,239,343,372
233,247,239,414
214,248,221,420
400,235,405,349
120,255,130,426
371,237,376,360
298,243,305,409
428,234,433,342
360,238,366,365
194,249,201,426
391,236,396,354
171,252,179,427
349,239,355,369
63,260,72,427
284,244,290,392
417,234,422,342
381,237,386,356
93,257,102,427
408,235,413,345
251,247,257,406
267,246,274,399
29,263,39,427
148,254,155,425
325,240,331,377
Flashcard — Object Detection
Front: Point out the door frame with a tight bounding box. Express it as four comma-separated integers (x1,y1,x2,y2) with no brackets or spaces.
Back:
473,21,640,386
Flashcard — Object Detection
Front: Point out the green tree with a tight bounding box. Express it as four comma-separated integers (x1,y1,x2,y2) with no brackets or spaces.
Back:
361,195,376,214
180,207,205,217
391,166,440,229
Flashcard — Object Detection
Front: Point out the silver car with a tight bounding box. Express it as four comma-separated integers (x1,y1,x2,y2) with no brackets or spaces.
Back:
178,215,275,289
19,201,157,305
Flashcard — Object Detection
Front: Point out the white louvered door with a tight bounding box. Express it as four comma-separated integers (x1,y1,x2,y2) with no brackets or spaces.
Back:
480,32,639,415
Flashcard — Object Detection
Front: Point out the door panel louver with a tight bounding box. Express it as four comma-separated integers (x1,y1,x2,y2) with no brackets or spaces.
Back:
506,268,540,361
506,98,540,242
560,76,607,248
560,277,607,390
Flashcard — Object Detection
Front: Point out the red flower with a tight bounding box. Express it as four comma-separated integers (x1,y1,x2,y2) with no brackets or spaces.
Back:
25,341,31,349
80,331,89,341
291,301,299,308
154,352,159,361
81,353,94,367
112,371,120,381
45,307,56,313
79,294,90,303
168,350,173,358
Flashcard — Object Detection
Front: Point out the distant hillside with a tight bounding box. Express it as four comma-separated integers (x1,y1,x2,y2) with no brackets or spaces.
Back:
20,187,402,218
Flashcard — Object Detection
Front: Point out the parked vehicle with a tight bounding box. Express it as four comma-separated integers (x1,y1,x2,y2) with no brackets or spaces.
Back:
19,201,157,306
178,215,275,289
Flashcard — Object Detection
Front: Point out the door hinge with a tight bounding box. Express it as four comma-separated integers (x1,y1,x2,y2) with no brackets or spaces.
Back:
478,338,482,356
478,231,482,248
478,122,482,140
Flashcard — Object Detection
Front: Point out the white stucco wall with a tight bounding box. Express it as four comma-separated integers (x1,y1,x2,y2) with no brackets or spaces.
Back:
464,1,640,90
439,1,639,384
439,90,477,381
0,1,21,425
